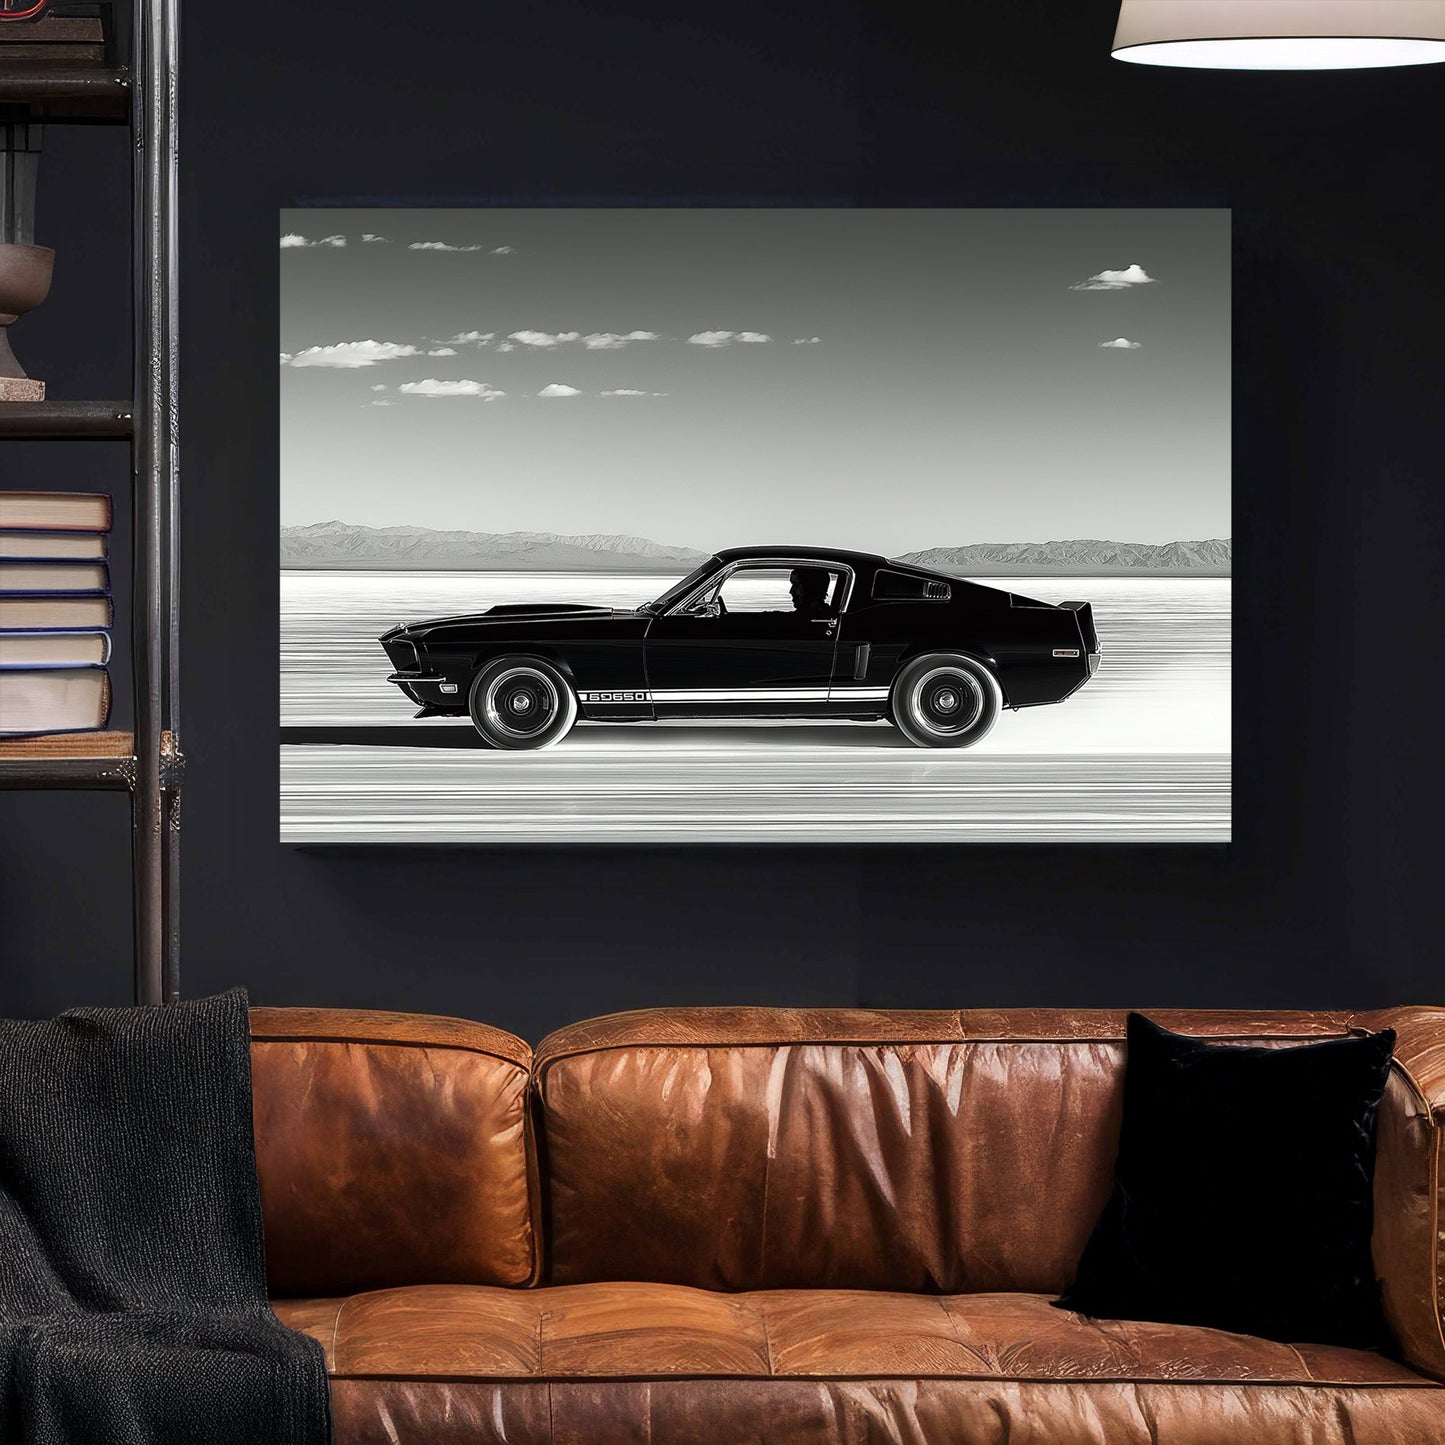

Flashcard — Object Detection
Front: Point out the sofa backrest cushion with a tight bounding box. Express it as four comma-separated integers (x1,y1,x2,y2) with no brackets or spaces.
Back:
251,1008,537,1296
534,1006,1372,1293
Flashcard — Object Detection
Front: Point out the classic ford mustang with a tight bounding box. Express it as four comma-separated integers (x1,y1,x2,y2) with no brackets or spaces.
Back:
379,546,1100,749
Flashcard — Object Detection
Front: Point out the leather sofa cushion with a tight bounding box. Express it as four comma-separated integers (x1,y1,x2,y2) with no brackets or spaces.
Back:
251,1009,537,1295
275,1283,1427,1384
275,1285,1444,1444
534,1007,1377,1293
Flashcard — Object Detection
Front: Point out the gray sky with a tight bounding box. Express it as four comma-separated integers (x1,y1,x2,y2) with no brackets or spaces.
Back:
280,208,1230,554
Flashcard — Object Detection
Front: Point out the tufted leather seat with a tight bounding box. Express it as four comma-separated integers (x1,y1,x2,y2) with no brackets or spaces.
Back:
251,1005,1445,1444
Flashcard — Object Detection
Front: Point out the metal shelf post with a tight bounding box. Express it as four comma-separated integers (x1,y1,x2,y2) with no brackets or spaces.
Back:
131,0,179,1006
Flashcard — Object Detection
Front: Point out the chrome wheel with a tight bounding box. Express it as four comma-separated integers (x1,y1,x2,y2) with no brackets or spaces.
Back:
485,667,560,742
891,653,1001,749
909,666,984,739
469,657,579,750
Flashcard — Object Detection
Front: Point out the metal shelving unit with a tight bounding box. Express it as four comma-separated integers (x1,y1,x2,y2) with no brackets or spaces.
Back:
0,0,180,1006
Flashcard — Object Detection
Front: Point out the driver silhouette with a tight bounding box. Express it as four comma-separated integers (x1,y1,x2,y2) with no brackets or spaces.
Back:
788,567,833,617
754,566,834,620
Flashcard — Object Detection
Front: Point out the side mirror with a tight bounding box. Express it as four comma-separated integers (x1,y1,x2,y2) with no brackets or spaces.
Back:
687,600,721,618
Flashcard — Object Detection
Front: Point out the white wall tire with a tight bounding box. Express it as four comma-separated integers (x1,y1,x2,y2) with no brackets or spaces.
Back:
468,656,578,750
890,652,1002,749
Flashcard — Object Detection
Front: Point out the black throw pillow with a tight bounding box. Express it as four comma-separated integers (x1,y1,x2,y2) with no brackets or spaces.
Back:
1055,1012,1397,1348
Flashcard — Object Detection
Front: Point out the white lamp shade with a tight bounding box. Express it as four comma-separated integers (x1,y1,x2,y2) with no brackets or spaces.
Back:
1113,0,1445,69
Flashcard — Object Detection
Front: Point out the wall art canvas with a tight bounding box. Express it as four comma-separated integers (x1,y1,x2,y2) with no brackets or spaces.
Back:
280,208,1230,843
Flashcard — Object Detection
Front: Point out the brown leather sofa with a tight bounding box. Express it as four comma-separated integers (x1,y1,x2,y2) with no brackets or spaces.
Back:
249,1006,1445,1444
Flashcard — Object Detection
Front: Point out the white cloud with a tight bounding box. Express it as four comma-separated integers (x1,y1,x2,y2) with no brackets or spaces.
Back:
280,233,346,249
361,233,388,243
1099,337,1143,349
397,378,505,398
370,383,387,392
409,241,485,253
510,330,581,347
601,388,667,397
687,329,771,346
537,383,581,398
582,330,660,349
491,245,514,254
1071,263,1157,292
426,346,458,357
280,339,421,368
489,329,662,350
496,341,515,353
792,336,821,344
446,331,495,346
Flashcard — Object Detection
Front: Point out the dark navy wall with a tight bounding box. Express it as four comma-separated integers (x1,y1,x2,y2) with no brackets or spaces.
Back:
2,1,1440,1039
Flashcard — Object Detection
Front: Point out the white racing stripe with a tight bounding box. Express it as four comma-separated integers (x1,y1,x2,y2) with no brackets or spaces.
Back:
581,687,891,704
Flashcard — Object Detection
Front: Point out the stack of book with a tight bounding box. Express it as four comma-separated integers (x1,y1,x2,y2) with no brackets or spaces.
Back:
0,491,114,737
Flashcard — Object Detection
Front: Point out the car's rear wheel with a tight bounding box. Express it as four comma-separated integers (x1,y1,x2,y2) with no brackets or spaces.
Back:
890,652,1001,749
468,656,578,750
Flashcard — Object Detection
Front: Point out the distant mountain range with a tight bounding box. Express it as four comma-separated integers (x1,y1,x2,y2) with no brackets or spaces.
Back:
280,522,709,572
897,538,1231,577
280,522,1231,576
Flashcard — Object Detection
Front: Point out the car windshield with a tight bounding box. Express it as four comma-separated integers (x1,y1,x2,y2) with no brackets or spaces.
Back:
638,559,720,614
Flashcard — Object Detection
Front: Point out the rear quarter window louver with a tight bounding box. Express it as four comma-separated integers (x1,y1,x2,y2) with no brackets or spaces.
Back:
873,569,951,602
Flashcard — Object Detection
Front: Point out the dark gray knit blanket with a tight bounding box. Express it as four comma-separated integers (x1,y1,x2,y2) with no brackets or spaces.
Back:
0,987,331,1444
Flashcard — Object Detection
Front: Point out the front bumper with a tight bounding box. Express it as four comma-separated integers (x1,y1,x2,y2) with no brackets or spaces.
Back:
387,671,463,709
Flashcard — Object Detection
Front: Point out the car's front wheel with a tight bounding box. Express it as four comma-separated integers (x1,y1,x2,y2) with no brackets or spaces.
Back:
890,653,1001,749
468,656,578,750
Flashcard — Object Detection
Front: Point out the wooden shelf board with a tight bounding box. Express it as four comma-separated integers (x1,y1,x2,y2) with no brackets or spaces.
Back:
0,731,134,760
0,731,185,791
0,67,128,122
0,731,134,790
0,400,132,438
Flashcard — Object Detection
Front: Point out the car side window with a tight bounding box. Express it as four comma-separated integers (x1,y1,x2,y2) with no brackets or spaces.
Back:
712,566,843,615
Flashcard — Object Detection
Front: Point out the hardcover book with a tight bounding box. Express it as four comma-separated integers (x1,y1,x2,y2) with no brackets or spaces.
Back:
0,595,114,630
0,561,110,595
0,668,111,736
0,631,112,668
0,532,108,561
0,492,113,533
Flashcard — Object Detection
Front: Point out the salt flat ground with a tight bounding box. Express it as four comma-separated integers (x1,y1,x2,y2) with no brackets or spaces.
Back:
280,571,1230,843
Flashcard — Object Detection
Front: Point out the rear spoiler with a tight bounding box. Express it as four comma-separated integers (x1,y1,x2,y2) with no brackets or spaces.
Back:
1059,600,1098,654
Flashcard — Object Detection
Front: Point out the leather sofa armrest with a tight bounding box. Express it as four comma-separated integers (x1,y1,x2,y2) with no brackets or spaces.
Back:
1358,1007,1445,1380
1362,1006,1445,1118
249,1007,538,1296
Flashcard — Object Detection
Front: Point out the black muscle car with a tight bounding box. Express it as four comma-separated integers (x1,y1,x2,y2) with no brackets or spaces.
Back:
379,546,1100,749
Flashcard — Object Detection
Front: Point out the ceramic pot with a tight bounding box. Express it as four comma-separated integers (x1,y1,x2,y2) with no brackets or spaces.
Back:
0,242,54,381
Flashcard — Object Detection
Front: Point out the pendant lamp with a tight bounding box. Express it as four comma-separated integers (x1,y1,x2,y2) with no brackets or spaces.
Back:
1113,0,1445,69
